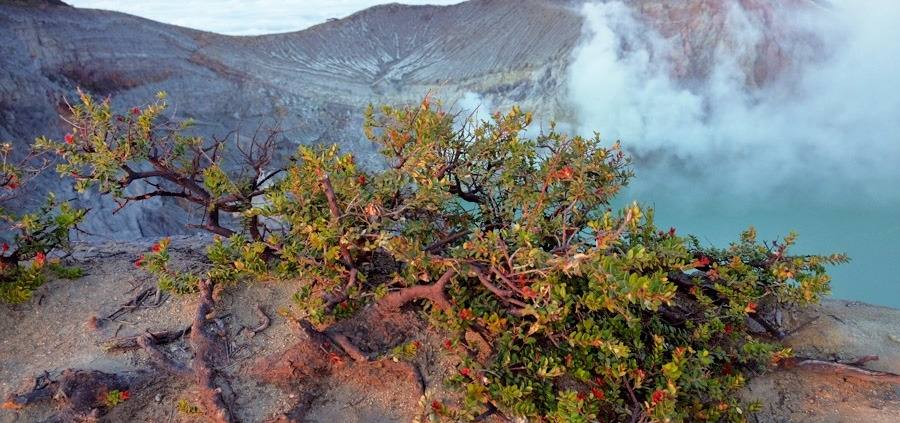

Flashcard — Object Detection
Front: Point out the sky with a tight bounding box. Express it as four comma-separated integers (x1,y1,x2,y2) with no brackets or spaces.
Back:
66,0,463,35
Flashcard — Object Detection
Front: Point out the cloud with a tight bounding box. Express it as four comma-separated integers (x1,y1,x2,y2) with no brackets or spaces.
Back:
66,0,464,35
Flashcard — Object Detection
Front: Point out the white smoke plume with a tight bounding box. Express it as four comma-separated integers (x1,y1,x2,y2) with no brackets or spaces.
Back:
565,0,900,305
567,0,900,206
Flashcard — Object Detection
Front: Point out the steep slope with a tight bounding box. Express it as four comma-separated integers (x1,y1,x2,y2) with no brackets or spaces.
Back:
0,0,827,238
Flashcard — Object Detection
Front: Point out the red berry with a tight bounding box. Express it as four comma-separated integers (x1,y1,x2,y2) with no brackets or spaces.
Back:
459,367,471,377
64,133,74,144
442,339,452,349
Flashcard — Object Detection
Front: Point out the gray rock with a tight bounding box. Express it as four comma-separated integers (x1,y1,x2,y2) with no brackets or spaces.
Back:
0,0,828,239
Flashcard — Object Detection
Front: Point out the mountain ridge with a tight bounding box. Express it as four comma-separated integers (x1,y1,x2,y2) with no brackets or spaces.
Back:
0,0,826,238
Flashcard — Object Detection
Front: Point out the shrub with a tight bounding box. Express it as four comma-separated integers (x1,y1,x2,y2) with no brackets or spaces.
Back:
47,95,847,421
36,89,281,240
0,144,84,303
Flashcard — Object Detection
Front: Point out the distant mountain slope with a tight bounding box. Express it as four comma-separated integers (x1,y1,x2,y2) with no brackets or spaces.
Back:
0,0,825,238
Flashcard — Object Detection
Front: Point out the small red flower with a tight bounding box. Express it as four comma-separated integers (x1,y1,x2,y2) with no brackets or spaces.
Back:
651,390,667,405
64,133,74,144
442,339,452,350
431,400,443,412
591,387,605,400
412,340,421,349
151,243,162,253
459,367,471,378
577,391,586,401
521,286,537,299
723,324,734,335
554,166,575,181
458,308,473,321
668,227,677,237
131,107,141,116
34,252,46,267
2,243,8,253
120,390,130,401
633,368,646,381
516,273,527,287
691,256,711,269
745,302,758,314
134,256,144,268
357,175,367,186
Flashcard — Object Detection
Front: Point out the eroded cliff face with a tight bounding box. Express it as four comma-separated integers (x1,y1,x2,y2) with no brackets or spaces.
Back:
0,0,828,238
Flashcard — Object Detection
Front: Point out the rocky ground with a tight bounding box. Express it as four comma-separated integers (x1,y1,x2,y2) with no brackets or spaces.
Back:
0,237,898,422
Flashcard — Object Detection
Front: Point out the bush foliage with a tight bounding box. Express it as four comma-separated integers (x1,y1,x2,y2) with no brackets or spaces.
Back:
0,144,84,303
37,93,847,422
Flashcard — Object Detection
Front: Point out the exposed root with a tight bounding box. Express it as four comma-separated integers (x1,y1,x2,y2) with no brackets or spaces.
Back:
102,327,190,352
132,279,235,423
2,369,155,420
2,372,55,410
378,268,455,311
327,332,369,362
136,334,191,378
780,355,900,384
106,287,157,320
246,304,271,338
189,278,234,423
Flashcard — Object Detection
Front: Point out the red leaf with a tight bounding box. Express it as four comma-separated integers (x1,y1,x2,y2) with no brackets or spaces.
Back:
458,308,473,321
651,390,667,404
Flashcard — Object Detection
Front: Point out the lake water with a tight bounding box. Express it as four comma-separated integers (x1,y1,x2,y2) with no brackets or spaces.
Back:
620,186,900,308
